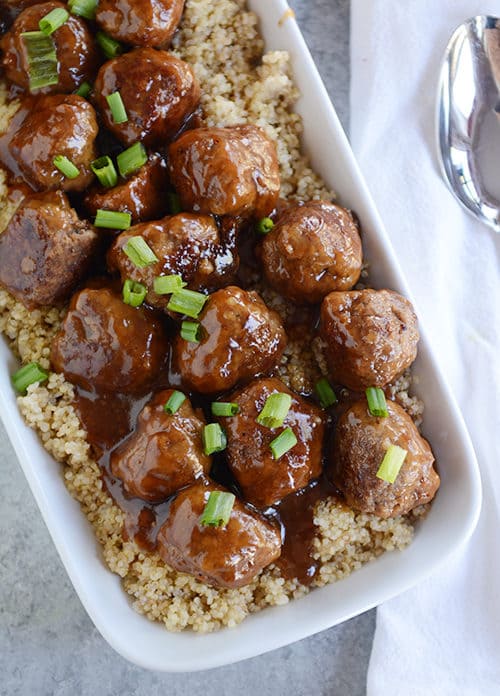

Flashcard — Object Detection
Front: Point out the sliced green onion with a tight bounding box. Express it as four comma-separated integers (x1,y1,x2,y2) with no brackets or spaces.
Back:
106,91,128,125
164,390,186,415
202,423,227,455
39,7,69,35
211,402,239,417
21,31,58,91
153,274,185,295
315,378,337,409
376,445,407,484
96,31,123,60
167,288,208,319
75,81,92,98
199,491,235,528
53,155,79,179
256,392,292,428
365,387,389,418
117,142,147,179
180,320,201,343
12,362,49,394
122,279,147,308
95,209,131,230
68,0,98,20
167,191,182,215
269,427,297,460
91,156,118,188
123,236,158,266
256,217,274,235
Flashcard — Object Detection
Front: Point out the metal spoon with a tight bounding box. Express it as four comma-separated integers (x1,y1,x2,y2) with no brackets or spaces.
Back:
437,16,500,233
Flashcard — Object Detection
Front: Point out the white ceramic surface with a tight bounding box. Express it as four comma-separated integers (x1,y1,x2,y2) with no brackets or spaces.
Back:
0,0,482,672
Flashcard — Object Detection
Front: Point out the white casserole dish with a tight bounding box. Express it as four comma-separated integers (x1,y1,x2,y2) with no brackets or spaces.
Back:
0,0,482,672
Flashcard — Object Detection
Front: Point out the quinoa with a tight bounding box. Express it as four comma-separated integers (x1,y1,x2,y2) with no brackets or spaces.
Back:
0,0,421,633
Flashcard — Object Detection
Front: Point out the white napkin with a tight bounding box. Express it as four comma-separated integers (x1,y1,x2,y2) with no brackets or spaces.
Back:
349,1,500,693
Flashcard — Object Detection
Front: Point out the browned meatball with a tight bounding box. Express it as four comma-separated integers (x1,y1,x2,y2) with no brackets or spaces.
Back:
110,390,210,502
320,289,419,391
1,0,48,32
84,154,169,225
95,0,184,48
329,399,439,518
157,481,282,588
51,287,169,393
220,378,324,508
173,286,287,394
261,201,363,303
0,191,98,309
94,48,199,147
168,125,281,219
1,2,98,94
107,214,238,307
10,95,98,192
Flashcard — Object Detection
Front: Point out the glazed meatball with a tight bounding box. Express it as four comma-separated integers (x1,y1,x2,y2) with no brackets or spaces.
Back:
173,286,287,394
110,390,211,502
95,0,184,48
1,2,98,94
84,154,169,225
10,95,98,192
220,378,324,508
157,481,282,588
261,201,363,303
0,192,98,309
51,287,169,393
329,399,439,517
94,48,199,147
108,214,238,307
320,289,419,391
168,125,281,219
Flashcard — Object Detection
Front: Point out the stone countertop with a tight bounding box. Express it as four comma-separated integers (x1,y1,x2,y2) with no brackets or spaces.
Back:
0,2,376,694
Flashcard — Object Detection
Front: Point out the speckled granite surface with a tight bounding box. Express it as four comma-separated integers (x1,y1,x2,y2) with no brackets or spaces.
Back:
0,2,376,694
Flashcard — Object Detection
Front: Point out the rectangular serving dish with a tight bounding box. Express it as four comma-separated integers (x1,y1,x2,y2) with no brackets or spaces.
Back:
0,0,481,672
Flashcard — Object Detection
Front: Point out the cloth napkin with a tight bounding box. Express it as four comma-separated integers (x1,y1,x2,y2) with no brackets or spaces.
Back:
349,1,500,694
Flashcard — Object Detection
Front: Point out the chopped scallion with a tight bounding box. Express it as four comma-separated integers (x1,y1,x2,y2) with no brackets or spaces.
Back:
167,288,208,319
122,279,147,307
106,91,128,124
269,427,297,460
365,387,389,418
315,378,337,409
96,30,123,59
211,402,239,417
53,155,79,179
256,217,274,235
21,31,58,91
117,142,147,178
68,0,98,20
123,236,158,267
376,445,407,484
202,423,227,455
75,81,92,98
153,274,185,295
12,362,49,394
39,7,69,35
95,209,131,230
180,321,201,343
167,191,182,214
91,156,118,188
199,491,235,528
256,392,292,428
164,390,186,415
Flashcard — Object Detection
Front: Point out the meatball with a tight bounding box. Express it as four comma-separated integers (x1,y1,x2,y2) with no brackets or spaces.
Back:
220,378,324,508
110,390,210,502
168,125,281,219
51,287,169,393
1,2,98,94
173,286,287,394
0,192,98,309
95,0,184,48
84,154,169,225
157,481,282,588
329,399,439,517
94,48,199,147
261,201,363,303
320,289,419,391
10,94,98,192
108,214,239,308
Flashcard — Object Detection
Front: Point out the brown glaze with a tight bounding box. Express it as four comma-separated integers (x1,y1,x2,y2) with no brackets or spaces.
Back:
95,0,185,48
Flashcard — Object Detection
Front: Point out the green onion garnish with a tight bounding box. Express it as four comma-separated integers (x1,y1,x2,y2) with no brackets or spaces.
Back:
256,392,292,428
21,31,58,91
95,209,131,230
199,491,235,528
269,427,297,460
91,156,118,188
315,378,337,409
164,390,186,415
96,30,123,58
75,81,92,98
167,288,208,319
53,155,79,179
167,191,182,215
122,279,147,308
202,423,227,455
39,7,69,35
68,0,98,20
376,445,407,483
211,402,239,417
365,387,388,418
117,142,148,179
123,236,158,267
180,320,201,343
153,274,186,295
106,91,128,125
12,362,49,394
256,217,274,235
